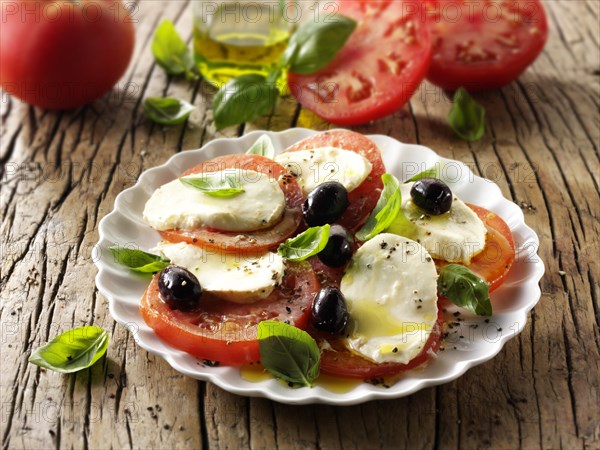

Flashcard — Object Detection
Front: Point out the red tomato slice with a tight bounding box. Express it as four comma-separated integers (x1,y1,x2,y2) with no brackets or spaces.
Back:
436,204,515,292
288,0,432,125
140,261,320,366
313,308,444,380
424,0,548,91
159,154,303,254
282,130,385,231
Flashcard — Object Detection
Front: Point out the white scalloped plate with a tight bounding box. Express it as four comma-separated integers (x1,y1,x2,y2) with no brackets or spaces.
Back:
95,128,544,405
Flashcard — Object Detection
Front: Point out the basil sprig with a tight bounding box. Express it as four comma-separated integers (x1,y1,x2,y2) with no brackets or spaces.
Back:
278,225,330,261
143,97,195,125
29,326,109,373
152,19,198,81
109,246,170,273
280,15,356,75
180,174,245,197
437,264,492,316
247,134,276,159
213,15,356,130
257,321,320,387
406,164,443,183
213,75,279,130
448,87,485,142
356,174,402,241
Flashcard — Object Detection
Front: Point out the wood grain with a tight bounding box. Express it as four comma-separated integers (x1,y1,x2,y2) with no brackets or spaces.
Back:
1,1,598,449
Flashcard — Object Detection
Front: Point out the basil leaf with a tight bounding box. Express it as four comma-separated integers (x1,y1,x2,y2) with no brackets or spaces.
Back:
406,164,443,183
143,97,195,125
151,19,198,80
282,15,356,75
278,225,330,261
213,74,278,130
356,174,402,241
437,264,492,316
448,87,485,142
29,326,109,373
109,246,170,273
179,174,245,197
257,321,320,387
247,134,275,159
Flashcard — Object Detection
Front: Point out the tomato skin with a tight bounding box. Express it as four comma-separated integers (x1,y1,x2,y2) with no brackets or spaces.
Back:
159,154,304,254
288,0,432,125
282,130,385,231
436,204,515,292
0,0,135,109
140,261,320,366
313,308,444,380
424,0,548,91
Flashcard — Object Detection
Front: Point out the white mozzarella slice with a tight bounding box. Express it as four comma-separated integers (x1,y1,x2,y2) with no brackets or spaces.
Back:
274,147,372,195
341,233,438,364
143,169,285,232
387,183,487,264
155,242,284,304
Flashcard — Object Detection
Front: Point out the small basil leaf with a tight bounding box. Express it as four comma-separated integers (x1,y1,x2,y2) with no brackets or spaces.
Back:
179,174,245,197
356,174,402,241
151,19,198,80
437,264,492,316
247,135,275,159
109,246,170,273
448,87,485,141
213,74,278,130
385,207,418,238
278,225,330,261
29,326,109,373
257,321,320,387
143,97,195,125
406,164,443,183
284,15,356,74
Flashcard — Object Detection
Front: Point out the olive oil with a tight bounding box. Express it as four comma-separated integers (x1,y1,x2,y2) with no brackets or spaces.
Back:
193,2,291,85
240,364,363,394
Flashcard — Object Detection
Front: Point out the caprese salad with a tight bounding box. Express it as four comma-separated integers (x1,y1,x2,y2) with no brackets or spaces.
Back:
111,130,515,386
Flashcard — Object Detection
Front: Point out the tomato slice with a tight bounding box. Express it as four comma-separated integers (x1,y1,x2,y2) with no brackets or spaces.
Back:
424,0,548,91
313,308,444,380
282,130,385,231
288,0,432,125
436,204,515,292
311,205,513,380
140,261,320,366
159,154,303,254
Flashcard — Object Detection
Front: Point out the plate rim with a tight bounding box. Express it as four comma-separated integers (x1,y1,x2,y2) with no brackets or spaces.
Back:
95,128,545,405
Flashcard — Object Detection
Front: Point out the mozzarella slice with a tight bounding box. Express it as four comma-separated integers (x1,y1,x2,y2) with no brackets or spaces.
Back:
387,183,487,264
274,147,372,195
143,169,285,232
155,241,285,304
341,233,438,364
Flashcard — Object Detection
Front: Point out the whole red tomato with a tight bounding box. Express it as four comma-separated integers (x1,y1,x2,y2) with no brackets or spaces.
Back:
0,0,135,109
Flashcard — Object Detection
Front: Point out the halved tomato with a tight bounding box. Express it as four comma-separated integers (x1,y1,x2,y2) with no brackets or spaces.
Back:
313,308,444,380
288,0,432,125
282,130,385,231
436,204,515,292
159,154,303,254
424,0,548,91
140,261,320,365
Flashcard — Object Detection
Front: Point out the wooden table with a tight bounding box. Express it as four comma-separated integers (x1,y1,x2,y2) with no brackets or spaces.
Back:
1,1,598,448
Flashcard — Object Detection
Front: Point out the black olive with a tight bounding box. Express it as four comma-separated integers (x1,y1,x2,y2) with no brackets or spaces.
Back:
311,286,349,334
158,266,202,311
410,178,453,215
303,181,349,227
318,224,354,267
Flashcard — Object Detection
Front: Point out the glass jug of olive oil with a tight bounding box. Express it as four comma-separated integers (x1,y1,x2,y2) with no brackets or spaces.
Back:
193,0,295,85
